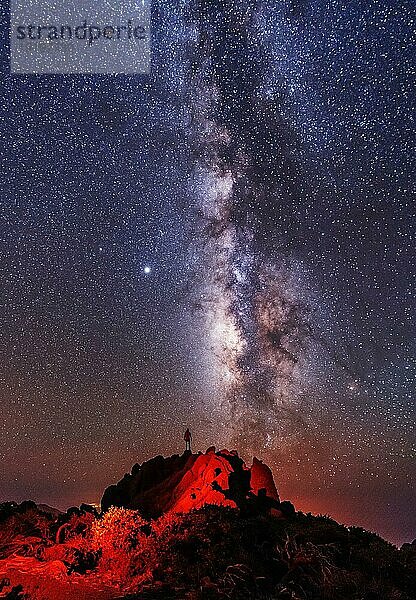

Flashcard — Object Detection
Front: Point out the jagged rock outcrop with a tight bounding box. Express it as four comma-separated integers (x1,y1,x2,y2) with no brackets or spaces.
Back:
101,448,280,518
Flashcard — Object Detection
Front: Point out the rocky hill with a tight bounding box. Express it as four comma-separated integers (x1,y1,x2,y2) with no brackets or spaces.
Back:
0,449,415,600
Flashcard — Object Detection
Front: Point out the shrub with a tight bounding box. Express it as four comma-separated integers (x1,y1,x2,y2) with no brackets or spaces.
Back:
90,507,152,586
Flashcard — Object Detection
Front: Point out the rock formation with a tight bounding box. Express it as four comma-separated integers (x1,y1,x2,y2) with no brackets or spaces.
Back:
101,447,280,517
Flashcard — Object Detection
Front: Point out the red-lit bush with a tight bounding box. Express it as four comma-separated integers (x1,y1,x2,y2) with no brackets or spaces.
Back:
89,507,153,587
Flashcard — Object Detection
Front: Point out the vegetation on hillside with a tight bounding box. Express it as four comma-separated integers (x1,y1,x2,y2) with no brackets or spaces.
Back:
0,501,415,599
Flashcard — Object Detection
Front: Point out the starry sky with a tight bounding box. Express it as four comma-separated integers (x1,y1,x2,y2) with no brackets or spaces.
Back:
0,0,414,546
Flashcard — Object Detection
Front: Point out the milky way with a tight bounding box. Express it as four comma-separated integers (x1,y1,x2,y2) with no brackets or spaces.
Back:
184,0,324,451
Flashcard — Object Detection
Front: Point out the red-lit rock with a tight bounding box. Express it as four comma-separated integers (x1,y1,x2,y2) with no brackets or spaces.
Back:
101,449,280,517
250,457,279,501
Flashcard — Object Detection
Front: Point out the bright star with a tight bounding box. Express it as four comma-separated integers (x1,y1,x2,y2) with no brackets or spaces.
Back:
144,266,151,274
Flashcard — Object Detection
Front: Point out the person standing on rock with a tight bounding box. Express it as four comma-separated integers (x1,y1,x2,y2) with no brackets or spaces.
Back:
184,428,192,452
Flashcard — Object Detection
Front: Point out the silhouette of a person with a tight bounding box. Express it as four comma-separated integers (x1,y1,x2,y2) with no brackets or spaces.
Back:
184,428,192,452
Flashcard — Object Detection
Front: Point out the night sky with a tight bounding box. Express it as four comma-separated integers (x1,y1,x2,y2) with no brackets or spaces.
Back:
0,0,414,546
